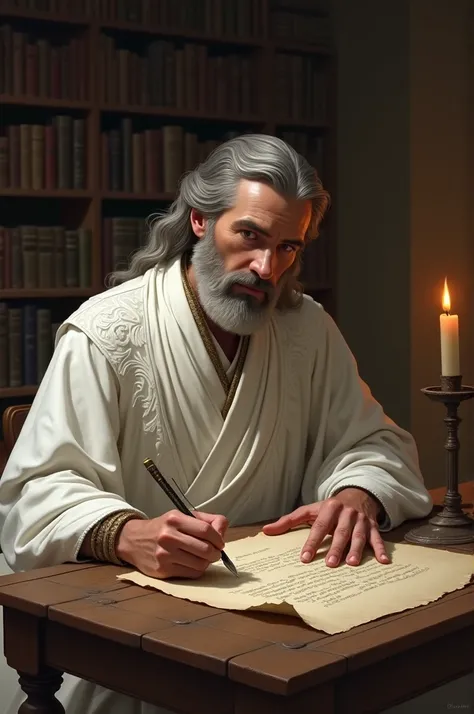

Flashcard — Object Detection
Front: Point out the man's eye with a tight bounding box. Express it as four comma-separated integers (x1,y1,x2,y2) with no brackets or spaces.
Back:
241,230,257,241
281,243,297,253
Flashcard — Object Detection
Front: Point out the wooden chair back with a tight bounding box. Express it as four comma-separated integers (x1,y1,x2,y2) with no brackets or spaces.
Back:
2,405,31,457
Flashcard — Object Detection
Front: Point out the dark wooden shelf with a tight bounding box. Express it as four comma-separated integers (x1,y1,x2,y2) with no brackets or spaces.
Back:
101,191,174,201
0,7,88,26
275,42,333,56
1,289,96,299
275,118,330,130
0,189,93,198
100,104,265,125
100,20,264,48
0,386,37,398
0,94,92,110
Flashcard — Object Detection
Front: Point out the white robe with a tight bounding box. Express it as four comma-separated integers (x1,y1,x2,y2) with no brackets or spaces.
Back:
0,256,432,713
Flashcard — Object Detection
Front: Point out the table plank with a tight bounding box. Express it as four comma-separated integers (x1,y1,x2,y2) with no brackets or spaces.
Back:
0,562,98,587
0,581,98,616
49,588,227,647
201,609,326,646
46,563,132,589
49,587,170,646
143,622,269,675
0,565,136,616
228,644,346,695
113,590,223,622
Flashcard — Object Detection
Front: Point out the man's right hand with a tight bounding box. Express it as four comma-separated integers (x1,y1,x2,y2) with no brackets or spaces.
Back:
116,510,228,579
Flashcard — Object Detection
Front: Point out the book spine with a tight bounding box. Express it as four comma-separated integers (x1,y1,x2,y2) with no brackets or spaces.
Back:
25,42,38,96
8,125,20,188
132,132,144,194
121,118,132,193
12,31,25,96
65,229,79,287
37,227,55,288
23,304,37,386
31,124,45,190
53,226,65,288
10,228,22,289
78,227,92,287
8,307,22,388
44,121,56,189
2,25,13,95
162,125,183,194
0,137,8,189
56,115,72,189
36,308,52,383
20,123,31,189
73,118,85,190
37,39,50,97
21,225,38,289
0,303,8,388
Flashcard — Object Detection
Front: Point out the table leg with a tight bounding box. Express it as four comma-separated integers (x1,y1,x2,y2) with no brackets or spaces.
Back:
17,668,65,714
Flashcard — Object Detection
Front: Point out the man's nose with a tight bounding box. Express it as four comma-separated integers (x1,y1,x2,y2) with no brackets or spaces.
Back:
250,249,274,279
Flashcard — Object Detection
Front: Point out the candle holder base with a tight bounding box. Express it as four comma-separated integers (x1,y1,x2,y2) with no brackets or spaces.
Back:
404,519,474,546
404,380,474,547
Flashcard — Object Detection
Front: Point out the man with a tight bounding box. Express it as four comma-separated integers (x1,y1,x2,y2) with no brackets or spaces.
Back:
0,134,432,713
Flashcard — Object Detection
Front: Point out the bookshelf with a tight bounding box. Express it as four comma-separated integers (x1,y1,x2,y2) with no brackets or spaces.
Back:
0,0,336,421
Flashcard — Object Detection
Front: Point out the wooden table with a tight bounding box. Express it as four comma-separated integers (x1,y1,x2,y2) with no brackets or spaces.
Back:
1,483,473,714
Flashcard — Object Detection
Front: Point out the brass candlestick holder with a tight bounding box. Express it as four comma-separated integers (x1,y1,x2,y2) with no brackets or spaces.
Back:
404,375,474,546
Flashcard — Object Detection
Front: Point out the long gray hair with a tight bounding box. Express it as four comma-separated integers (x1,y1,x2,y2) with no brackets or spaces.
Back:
108,133,330,309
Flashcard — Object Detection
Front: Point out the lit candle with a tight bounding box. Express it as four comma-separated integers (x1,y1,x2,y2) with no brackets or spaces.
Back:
439,278,460,376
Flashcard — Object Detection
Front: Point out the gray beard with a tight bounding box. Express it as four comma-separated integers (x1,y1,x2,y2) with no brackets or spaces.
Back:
191,227,280,335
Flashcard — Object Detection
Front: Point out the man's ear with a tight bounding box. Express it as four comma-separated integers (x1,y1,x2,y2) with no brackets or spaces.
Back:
190,208,207,239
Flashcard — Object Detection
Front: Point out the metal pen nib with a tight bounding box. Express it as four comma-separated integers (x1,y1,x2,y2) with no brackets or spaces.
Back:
221,550,239,577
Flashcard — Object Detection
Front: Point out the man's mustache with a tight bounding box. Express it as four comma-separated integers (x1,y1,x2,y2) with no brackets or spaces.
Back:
225,271,275,297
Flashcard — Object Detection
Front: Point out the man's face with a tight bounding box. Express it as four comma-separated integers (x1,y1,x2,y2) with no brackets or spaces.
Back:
191,180,312,335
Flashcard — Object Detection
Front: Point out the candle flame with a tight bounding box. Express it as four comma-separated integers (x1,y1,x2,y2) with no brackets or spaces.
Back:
442,277,451,313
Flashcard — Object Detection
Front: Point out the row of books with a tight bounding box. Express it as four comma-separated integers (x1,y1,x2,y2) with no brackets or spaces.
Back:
2,0,265,38
102,122,239,194
0,116,86,190
99,0,263,38
99,35,256,116
1,0,330,44
0,25,88,100
0,217,146,291
0,303,57,388
103,216,147,277
274,54,327,123
271,0,329,10
270,0,332,8
279,131,325,179
271,11,332,46
0,0,85,14
0,225,92,289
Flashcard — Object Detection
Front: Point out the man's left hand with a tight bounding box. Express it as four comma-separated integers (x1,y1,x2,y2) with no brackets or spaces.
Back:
262,488,390,567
